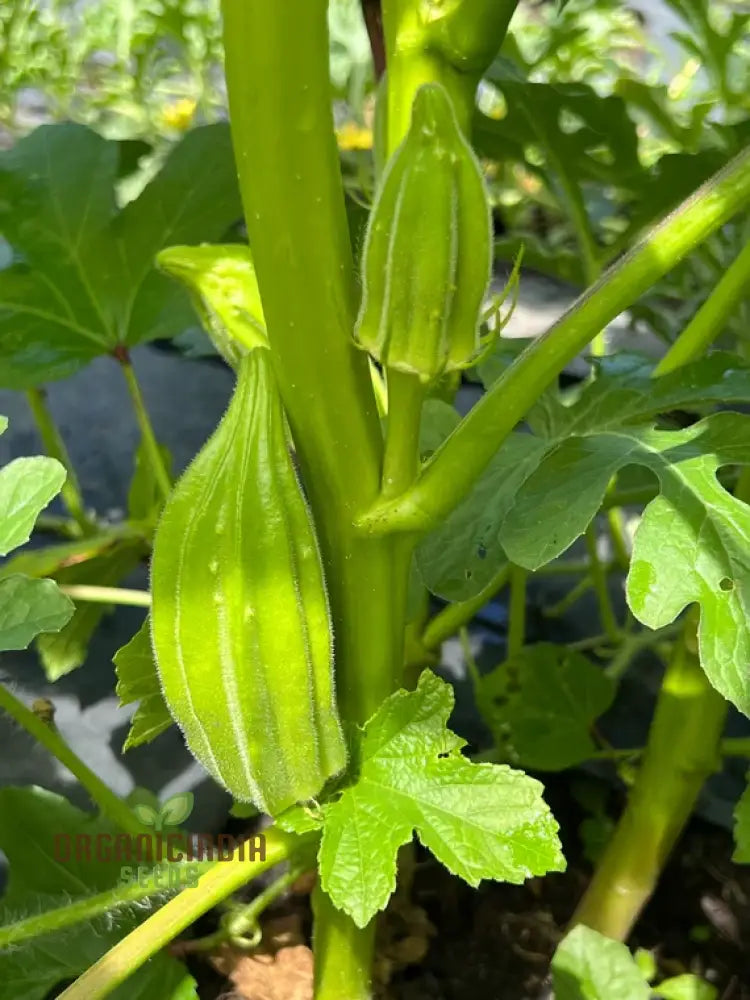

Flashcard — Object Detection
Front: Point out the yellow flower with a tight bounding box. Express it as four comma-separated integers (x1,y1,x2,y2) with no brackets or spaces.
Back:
336,122,373,151
160,98,197,131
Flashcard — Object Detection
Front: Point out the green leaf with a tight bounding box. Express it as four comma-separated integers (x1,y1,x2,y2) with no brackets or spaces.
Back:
317,670,564,927
37,539,146,680
0,786,197,1000
0,529,137,580
655,975,718,1000
415,400,545,600
0,575,73,650
503,414,750,713
466,353,750,716
551,925,650,1000
157,243,267,368
475,71,642,190
733,775,750,863
476,644,616,771
420,353,750,603
132,802,159,827
0,123,242,387
0,455,66,556
114,617,172,751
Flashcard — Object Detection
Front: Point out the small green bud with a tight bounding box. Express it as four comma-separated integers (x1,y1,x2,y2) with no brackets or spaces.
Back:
354,82,492,383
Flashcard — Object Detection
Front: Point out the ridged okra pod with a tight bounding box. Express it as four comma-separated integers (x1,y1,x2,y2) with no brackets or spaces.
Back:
150,349,346,816
354,82,491,383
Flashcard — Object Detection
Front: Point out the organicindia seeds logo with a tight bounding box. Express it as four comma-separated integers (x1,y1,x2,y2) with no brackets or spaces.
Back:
52,792,267,890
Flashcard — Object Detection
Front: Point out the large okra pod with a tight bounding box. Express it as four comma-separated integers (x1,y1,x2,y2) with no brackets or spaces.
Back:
150,349,346,816
354,82,491,383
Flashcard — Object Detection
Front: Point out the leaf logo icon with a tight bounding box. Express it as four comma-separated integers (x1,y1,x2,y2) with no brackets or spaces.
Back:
132,792,194,832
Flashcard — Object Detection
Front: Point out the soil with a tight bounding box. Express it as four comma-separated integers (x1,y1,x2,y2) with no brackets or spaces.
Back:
180,777,750,1000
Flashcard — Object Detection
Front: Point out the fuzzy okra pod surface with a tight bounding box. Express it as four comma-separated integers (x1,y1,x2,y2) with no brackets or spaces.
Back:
150,348,346,816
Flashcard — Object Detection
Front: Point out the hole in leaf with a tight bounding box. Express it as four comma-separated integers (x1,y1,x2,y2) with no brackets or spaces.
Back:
719,577,734,592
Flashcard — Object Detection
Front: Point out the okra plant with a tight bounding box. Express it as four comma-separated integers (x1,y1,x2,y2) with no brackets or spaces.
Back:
2,1,750,998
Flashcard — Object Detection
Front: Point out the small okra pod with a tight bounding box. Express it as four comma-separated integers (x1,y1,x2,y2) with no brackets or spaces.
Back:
150,348,346,816
354,82,492,383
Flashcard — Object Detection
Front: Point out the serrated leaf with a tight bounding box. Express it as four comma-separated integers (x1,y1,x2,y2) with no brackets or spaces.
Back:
551,925,650,1000
0,455,66,555
0,575,73,650
733,776,750,863
114,617,172,751
477,644,616,771
37,539,146,680
0,787,197,1000
317,671,564,927
655,975,718,1000
0,123,241,387
157,243,267,368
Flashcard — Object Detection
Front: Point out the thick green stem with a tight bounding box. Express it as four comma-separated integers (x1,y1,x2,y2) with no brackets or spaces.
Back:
0,683,142,836
656,238,750,374
572,632,726,940
220,3,411,996
221,0,407,730
57,829,306,1000
26,388,95,535
312,884,378,1000
382,0,519,145
422,562,510,651
358,145,750,535
118,356,172,503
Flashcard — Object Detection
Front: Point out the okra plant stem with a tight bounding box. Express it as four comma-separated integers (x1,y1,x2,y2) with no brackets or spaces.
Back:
421,563,511,651
382,370,424,498
220,2,409,995
656,237,750,373
571,630,726,940
358,144,750,536
58,829,308,1000
26,388,96,535
0,682,143,836
585,525,620,642
118,354,172,502
312,883,378,1000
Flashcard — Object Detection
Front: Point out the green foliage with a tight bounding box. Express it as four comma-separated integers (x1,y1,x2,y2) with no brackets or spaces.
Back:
552,925,651,1000
0,123,241,387
0,786,196,1000
282,670,564,928
552,925,718,1000
476,644,616,771
114,617,172,751
0,417,73,650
